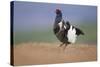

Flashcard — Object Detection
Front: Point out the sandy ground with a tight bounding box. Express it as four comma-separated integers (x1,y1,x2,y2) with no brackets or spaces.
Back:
13,42,97,66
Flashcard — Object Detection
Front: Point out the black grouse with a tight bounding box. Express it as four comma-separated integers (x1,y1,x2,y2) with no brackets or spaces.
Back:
53,9,84,50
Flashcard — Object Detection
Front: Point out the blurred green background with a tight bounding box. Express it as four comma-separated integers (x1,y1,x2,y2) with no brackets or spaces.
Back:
14,22,97,44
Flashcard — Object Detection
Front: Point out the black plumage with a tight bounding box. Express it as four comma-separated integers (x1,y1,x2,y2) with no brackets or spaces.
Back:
53,9,84,50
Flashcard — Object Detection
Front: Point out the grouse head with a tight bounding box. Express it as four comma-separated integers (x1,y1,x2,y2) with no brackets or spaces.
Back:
55,9,62,15
55,9,62,23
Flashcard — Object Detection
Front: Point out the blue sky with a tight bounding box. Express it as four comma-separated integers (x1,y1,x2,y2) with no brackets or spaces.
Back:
13,1,97,31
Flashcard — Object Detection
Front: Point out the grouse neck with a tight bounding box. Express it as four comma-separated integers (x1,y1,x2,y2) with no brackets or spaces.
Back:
55,13,62,24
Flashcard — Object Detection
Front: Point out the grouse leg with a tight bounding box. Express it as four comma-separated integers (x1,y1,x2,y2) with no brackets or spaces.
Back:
59,42,64,47
63,43,68,50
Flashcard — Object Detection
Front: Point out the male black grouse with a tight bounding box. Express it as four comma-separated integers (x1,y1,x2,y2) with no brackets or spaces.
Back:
53,9,84,50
